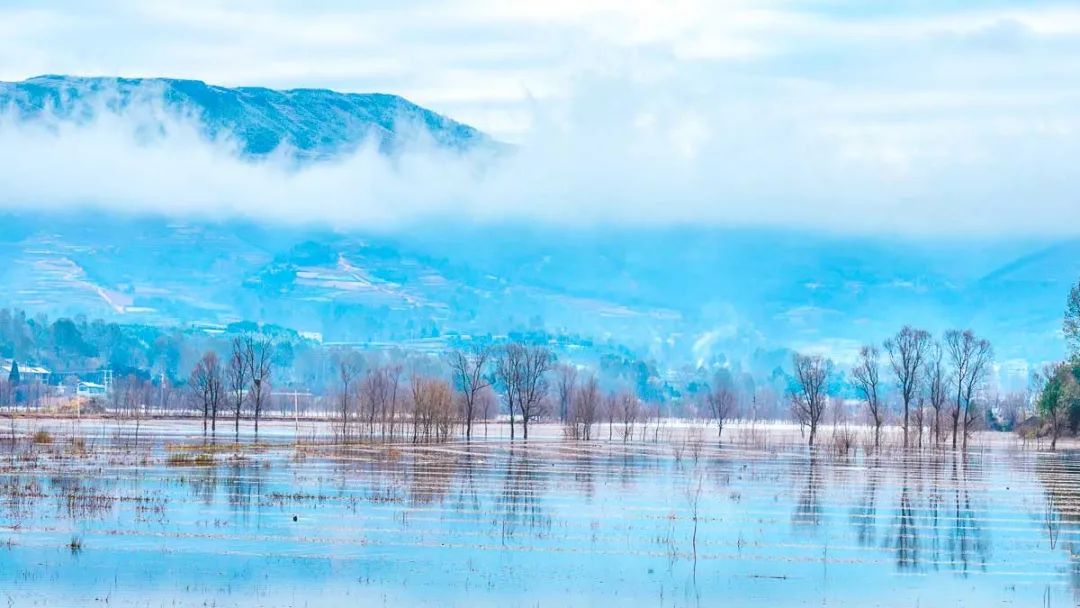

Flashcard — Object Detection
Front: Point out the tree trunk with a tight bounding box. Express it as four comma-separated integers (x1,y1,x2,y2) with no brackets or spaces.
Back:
902,403,909,448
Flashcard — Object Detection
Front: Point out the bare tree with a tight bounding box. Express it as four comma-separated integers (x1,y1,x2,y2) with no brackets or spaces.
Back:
335,352,362,440
477,385,498,437
884,326,931,448
619,391,639,442
449,344,493,440
188,351,223,438
378,365,399,440
604,391,619,441
568,375,600,440
496,343,552,440
409,375,455,443
241,334,275,439
555,364,578,423
944,329,993,449
790,353,832,447
516,345,552,440
495,345,521,439
704,378,738,443
924,341,950,445
851,345,885,449
360,367,388,438
227,337,248,442
912,396,926,448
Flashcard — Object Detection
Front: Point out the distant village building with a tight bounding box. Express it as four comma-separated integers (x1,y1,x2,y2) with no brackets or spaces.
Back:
0,359,50,383
76,381,108,398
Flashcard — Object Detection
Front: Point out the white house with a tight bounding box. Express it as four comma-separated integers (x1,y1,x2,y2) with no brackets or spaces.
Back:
76,381,108,398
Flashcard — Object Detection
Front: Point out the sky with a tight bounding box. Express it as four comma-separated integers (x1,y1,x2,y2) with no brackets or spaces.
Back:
0,0,1079,234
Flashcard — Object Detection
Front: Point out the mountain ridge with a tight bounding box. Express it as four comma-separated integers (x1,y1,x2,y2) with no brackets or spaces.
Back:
0,74,496,159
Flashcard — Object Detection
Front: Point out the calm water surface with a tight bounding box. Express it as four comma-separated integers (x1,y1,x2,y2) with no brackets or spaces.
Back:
0,421,1078,607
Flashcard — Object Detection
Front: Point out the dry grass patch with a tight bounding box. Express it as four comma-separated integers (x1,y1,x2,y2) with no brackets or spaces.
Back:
166,452,215,467
31,430,52,444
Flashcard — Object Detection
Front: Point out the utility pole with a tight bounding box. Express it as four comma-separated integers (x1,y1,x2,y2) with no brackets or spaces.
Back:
293,389,299,433
272,389,311,438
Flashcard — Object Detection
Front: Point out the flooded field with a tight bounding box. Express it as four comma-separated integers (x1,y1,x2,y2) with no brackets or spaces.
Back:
0,420,1078,607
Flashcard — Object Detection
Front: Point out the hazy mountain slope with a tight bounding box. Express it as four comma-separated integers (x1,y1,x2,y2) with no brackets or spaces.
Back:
0,212,1069,376
0,75,495,158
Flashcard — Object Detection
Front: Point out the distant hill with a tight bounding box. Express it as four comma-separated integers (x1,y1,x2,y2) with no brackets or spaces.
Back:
0,75,497,158
0,211,1071,384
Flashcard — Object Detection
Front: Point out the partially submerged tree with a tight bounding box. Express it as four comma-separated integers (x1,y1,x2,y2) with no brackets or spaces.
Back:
241,334,275,439
923,341,950,445
409,375,455,443
383,364,403,440
227,337,248,442
944,329,993,449
704,376,738,443
335,351,362,440
554,364,578,424
790,353,832,447
496,345,521,439
359,367,388,437
567,374,600,440
188,351,223,438
851,345,885,449
619,391,639,442
604,390,619,441
496,343,552,440
448,344,493,440
884,326,931,448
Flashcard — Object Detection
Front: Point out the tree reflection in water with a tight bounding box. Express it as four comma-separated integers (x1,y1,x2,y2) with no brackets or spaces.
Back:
851,456,879,548
792,454,823,528
947,456,989,575
1036,452,1080,596
847,451,992,574
893,469,919,570
407,451,456,507
187,465,218,506
224,463,263,520
497,447,550,542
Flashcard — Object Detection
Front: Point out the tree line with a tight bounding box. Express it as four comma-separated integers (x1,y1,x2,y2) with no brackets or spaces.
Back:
790,327,994,451
0,306,1043,453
